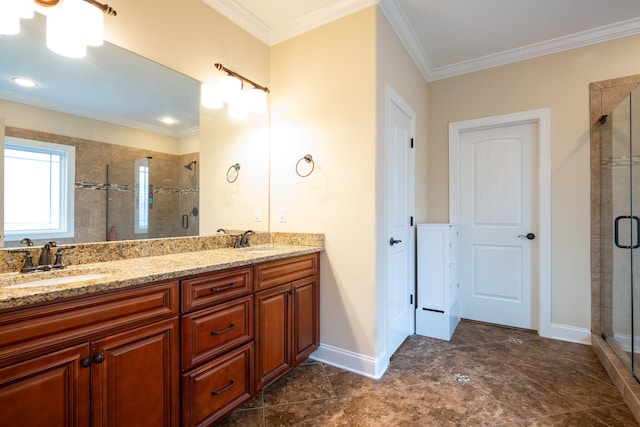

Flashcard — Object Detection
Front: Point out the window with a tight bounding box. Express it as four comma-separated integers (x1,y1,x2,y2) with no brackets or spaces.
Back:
135,159,149,234
4,137,75,240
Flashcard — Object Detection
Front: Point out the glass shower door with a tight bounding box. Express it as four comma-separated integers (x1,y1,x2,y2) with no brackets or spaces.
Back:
604,85,640,381
632,85,640,380
604,89,633,375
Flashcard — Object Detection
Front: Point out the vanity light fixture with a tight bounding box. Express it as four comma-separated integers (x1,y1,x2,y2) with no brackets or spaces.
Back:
200,62,270,117
11,77,39,88
0,0,117,59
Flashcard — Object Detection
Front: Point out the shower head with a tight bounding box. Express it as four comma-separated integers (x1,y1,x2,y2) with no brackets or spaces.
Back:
184,160,197,170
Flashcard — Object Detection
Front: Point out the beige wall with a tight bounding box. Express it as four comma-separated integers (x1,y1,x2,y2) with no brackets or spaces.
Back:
104,0,269,89
427,34,640,330
270,8,378,357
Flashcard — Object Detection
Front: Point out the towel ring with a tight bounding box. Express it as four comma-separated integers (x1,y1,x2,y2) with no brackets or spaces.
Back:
227,163,240,183
296,154,314,178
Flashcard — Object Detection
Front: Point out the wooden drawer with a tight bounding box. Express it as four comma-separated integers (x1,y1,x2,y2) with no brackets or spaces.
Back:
181,267,253,313
181,295,253,371
181,342,253,427
0,281,179,366
255,253,319,291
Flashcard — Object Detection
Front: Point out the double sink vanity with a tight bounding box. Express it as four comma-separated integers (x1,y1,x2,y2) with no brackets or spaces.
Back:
0,234,323,426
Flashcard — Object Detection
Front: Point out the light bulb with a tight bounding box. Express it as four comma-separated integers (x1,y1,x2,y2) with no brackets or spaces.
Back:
200,83,223,109
219,75,242,102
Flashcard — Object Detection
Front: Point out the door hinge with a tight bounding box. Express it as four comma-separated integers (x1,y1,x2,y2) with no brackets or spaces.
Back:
410,216,414,226
410,138,414,148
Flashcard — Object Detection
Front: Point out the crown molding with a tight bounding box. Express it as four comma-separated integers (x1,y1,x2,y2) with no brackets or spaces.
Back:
380,0,640,82
377,0,433,82
271,0,376,45
427,16,640,81
201,0,271,45
202,0,376,46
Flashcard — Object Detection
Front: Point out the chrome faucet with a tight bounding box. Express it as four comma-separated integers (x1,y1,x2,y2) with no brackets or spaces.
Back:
38,241,57,266
235,230,255,248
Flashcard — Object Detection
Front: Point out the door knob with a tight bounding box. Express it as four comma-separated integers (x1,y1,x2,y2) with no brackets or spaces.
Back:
389,238,402,246
518,233,535,240
93,352,106,364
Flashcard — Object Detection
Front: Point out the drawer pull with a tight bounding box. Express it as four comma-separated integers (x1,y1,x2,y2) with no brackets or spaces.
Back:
211,379,235,396
211,324,235,335
210,283,235,293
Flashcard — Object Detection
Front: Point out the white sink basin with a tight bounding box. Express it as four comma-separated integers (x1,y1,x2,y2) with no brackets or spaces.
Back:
4,273,111,289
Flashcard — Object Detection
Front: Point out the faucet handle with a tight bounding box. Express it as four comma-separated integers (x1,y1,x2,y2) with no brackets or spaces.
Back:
53,245,76,269
8,249,36,273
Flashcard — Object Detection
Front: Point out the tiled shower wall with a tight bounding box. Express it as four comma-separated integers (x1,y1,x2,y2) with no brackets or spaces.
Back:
5,126,198,246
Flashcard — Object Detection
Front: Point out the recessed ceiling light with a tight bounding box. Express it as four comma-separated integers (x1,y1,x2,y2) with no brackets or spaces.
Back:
159,116,177,125
11,77,38,88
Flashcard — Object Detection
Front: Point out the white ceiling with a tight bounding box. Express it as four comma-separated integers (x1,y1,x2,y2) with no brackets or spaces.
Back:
203,0,640,81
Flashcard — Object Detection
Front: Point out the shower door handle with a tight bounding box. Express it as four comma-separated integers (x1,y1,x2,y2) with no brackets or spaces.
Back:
614,215,640,249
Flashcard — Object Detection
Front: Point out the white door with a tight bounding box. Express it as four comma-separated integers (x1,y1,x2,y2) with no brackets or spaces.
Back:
459,122,538,329
386,90,415,355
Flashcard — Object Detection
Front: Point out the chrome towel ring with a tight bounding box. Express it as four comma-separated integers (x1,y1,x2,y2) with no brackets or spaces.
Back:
296,154,314,178
227,163,240,183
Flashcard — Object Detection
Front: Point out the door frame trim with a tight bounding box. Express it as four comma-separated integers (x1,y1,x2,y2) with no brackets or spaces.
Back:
448,108,552,338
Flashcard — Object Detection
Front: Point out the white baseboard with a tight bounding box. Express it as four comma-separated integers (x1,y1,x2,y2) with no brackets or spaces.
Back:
309,344,388,379
547,322,591,345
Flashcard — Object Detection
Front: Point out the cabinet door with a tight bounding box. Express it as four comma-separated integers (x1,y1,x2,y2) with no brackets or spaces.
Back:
91,318,179,427
0,344,90,427
255,283,291,391
291,277,320,366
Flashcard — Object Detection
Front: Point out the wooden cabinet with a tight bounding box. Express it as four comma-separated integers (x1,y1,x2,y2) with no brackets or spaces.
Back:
180,268,254,427
254,254,320,391
91,318,179,427
0,344,90,427
0,281,180,427
0,251,321,427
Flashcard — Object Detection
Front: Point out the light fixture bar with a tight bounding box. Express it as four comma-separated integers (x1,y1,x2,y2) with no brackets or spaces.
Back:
34,0,117,16
214,63,270,93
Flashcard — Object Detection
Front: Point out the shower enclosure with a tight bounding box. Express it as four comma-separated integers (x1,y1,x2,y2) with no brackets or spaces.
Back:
600,84,640,382
106,157,199,241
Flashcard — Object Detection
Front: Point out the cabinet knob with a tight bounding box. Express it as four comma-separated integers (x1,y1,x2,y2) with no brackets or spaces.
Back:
93,352,106,364
80,357,92,368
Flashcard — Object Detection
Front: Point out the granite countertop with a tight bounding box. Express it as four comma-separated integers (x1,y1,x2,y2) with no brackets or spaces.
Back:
0,244,323,311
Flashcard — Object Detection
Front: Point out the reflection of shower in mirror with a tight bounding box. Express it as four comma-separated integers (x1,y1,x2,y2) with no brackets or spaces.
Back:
184,160,197,170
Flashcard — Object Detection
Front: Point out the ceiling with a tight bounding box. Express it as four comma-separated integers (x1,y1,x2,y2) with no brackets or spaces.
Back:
203,0,640,81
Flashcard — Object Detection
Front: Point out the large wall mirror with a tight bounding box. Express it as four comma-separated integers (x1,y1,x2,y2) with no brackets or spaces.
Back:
0,13,269,247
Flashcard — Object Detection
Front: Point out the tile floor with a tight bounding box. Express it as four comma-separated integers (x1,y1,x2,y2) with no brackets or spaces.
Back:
218,320,638,426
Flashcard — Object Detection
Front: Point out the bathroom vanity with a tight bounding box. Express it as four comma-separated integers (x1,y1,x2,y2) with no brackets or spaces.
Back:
0,245,321,427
